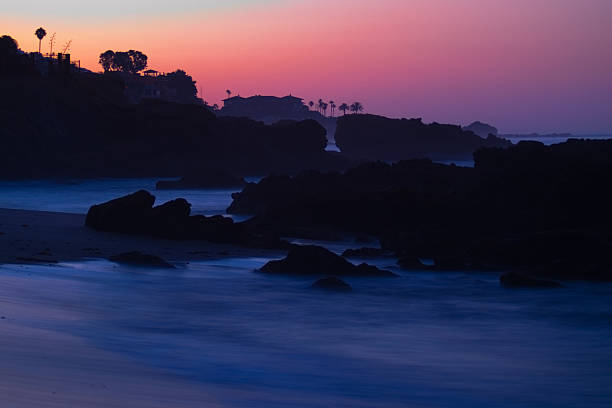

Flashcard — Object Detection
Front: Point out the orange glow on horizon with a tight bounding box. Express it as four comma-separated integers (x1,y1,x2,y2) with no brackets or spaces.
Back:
3,0,611,133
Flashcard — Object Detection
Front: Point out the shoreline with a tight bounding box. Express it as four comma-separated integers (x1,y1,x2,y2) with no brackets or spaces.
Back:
0,208,279,266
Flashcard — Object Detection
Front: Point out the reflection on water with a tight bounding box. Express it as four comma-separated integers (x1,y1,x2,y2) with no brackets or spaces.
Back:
1,258,611,408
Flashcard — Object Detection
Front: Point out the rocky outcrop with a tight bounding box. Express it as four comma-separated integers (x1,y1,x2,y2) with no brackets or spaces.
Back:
229,139,612,280
260,245,396,277
109,251,174,268
500,272,562,288
334,114,511,161
311,277,352,291
85,190,156,234
85,190,283,247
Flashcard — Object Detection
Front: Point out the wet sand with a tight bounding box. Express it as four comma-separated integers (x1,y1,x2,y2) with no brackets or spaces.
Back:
0,208,277,265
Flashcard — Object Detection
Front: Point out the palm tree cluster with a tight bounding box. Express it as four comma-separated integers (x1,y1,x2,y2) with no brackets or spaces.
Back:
308,99,364,117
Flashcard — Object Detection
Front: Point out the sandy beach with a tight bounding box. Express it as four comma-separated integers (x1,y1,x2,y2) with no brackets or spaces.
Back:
0,207,276,265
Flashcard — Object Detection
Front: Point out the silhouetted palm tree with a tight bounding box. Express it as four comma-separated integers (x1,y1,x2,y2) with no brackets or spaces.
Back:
309,101,314,110
350,102,364,114
318,99,324,114
226,89,232,99
35,27,46,54
330,101,336,117
322,102,328,117
339,103,349,115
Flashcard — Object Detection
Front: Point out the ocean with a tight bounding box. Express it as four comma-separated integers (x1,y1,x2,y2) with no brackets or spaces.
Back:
1,256,611,407
0,175,611,407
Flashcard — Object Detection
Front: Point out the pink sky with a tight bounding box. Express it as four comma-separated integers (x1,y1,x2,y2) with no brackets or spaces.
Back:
3,0,612,133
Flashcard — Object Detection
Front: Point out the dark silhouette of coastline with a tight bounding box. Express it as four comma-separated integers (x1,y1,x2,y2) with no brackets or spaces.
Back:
0,69,347,178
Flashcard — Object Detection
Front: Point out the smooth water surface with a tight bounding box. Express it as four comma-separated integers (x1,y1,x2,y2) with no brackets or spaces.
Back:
0,178,251,218
1,258,611,407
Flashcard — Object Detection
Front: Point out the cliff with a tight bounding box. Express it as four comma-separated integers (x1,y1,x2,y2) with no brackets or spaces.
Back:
335,114,511,161
0,72,347,178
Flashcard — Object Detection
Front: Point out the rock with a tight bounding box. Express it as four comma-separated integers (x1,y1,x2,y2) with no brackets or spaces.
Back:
463,121,498,138
109,251,174,268
260,245,397,277
342,247,391,258
85,191,287,248
335,114,511,161
156,170,246,190
311,277,352,292
500,272,562,288
85,190,155,233
397,256,425,270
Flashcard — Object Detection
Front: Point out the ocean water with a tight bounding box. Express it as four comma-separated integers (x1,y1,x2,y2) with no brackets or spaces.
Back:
0,178,251,218
506,135,612,146
1,257,611,407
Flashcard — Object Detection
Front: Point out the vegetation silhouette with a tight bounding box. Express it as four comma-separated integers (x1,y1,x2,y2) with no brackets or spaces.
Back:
35,27,46,54
339,103,349,115
350,102,364,114
99,50,148,74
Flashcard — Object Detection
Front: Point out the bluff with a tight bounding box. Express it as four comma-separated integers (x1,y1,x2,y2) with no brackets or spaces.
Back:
0,70,347,179
334,114,511,161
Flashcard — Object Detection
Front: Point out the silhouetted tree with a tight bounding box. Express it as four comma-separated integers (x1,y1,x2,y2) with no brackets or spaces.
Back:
0,35,18,55
318,99,324,114
212,103,219,110
35,27,46,54
127,50,147,74
98,49,148,74
350,102,364,114
99,50,115,72
166,69,198,103
330,101,336,117
226,89,232,99
309,100,314,110
322,102,328,117
111,51,132,73
0,35,19,73
339,103,349,115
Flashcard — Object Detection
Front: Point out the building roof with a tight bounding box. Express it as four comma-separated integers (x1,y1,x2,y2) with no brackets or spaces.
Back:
222,95,303,102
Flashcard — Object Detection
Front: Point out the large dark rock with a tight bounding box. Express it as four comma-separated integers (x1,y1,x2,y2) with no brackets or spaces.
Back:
335,114,510,161
85,191,280,247
260,245,396,277
500,272,562,288
109,251,174,268
85,190,155,233
311,277,352,292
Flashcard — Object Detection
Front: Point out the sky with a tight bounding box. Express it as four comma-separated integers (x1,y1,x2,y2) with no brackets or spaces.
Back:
2,0,612,134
